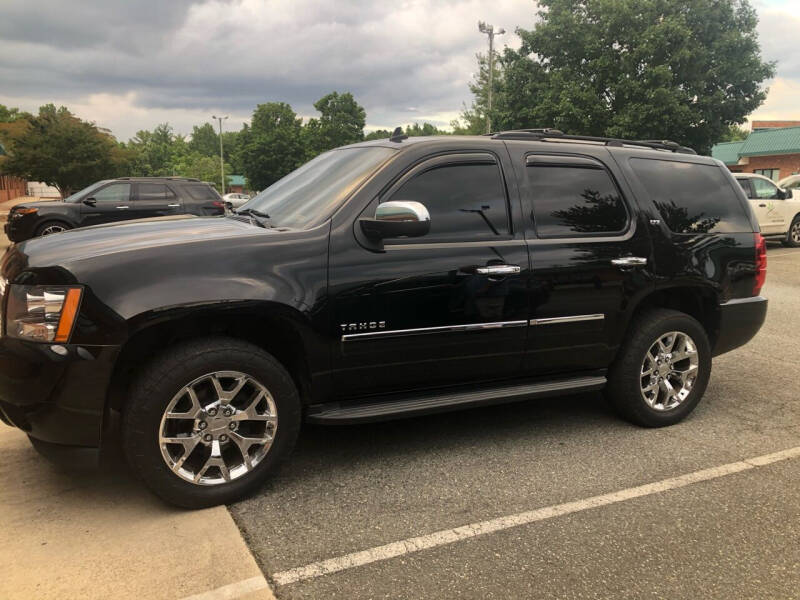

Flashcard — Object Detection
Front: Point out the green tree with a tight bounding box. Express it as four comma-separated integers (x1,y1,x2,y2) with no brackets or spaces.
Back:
491,0,774,154
364,123,448,141
364,129,393,141
305,91,366,155
720,124,750,142
0,104,126,197
171,151,231,192
125,123,178,176
221,130,242,173
239,103,306,191
453,52,503,135
189,123,219,157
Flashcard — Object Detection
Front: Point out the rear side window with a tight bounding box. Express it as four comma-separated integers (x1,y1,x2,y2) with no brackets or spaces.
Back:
185,184,221,201
386,160,509,242
138,183,175,200
526,159,628,237
630,159,752,234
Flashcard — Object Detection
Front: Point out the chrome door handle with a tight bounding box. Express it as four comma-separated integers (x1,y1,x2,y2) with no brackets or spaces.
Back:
476,265,521,275
611,257,647,267
115,205,130,210
167,203,180,208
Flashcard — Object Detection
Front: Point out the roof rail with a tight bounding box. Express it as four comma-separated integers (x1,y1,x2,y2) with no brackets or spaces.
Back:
490,130,696,154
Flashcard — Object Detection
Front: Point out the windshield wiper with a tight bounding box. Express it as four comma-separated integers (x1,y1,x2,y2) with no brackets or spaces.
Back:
234,208,273,228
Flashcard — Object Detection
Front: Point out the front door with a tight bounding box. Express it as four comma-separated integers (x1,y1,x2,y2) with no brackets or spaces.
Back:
79,182,133,227
506,145,654,376
330,151,529,398
748,177,786,235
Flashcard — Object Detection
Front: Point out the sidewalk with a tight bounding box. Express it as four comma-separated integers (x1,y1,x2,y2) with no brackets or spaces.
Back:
0,427,275,600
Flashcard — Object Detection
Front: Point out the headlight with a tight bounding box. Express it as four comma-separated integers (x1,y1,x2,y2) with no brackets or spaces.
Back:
11,207,38,219
5,285,83,342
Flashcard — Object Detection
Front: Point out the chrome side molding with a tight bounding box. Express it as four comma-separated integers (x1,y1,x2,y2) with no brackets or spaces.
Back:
530,314,605,326
342,320,527,341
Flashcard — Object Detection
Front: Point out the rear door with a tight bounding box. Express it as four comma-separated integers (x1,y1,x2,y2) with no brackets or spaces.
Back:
507,144,654,376
329,150,530,398
132,183,182,219
79,182,133,226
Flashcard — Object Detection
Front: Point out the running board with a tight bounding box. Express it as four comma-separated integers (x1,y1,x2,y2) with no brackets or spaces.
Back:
306,376,606,424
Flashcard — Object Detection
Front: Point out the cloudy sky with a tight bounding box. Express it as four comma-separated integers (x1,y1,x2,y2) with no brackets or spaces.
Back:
0,0,797,141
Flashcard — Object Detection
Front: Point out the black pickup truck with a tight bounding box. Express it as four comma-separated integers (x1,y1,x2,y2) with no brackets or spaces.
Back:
0,130,768,507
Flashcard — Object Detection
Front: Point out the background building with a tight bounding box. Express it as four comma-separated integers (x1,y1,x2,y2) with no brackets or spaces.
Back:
712,121,800,181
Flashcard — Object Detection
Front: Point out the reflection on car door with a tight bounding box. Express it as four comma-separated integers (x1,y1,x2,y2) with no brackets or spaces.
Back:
330,151,529,398
79,182,133,227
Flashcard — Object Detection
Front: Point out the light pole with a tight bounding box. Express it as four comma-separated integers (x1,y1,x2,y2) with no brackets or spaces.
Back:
212,115,228,195
478,21,505,134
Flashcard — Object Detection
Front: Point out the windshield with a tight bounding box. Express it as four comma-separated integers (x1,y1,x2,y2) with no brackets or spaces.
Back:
63,180,109,203
241,147,395,228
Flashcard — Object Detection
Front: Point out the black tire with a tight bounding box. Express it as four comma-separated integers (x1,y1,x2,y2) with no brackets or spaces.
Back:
782,215,800,248
35,220,72,237
606,308,711,427
122,337,301,508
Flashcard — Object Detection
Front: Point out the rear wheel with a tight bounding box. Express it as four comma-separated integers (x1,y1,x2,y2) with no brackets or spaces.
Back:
35,221,71,237
782,215,800,248
122,337,301,508
607,309,711,427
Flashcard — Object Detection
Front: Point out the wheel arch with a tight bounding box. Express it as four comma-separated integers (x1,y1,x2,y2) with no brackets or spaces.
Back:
618,285,721,350
105,302,324,416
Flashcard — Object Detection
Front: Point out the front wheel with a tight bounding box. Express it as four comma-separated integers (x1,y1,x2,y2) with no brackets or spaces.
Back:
782,215,800,248
606,309,711,427
35,221,71,237
122,337,301,508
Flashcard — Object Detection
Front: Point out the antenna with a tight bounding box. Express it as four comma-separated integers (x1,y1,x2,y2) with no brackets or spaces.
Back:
389,127,408,143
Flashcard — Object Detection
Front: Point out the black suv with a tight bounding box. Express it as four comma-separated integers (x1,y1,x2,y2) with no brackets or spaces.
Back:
5,177,224,242
0,130,768,507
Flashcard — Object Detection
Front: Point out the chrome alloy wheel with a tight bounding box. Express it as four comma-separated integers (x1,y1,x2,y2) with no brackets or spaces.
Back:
639,331,699,411
40,224,66,236
791,220,800,244
158,371,278,485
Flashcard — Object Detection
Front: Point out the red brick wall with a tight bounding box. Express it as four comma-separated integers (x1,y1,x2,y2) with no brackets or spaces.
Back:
751,120,800,130
736,154,800,180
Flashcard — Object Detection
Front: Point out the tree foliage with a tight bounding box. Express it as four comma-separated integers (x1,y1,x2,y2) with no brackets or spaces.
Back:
189,123,219,157
0,104,128,197
491,0,774,154
304,91,366,155
239,102,306,191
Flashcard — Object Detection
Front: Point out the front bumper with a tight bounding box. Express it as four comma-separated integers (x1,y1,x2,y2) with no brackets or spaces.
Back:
0,337,120,448
713,296,768,357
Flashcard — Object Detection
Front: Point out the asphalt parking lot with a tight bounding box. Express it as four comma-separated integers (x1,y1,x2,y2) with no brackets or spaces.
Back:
230,244,800,599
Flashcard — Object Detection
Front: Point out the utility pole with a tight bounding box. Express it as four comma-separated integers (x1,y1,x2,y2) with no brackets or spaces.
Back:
212,115,228,194
478,21,505,134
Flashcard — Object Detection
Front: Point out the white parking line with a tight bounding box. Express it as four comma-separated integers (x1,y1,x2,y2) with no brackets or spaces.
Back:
271,445,800,586
178,576,269,600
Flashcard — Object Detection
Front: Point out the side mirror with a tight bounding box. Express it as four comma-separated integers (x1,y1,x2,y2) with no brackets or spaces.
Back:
780,188,792,199
359,201,431,240
83,197,97,206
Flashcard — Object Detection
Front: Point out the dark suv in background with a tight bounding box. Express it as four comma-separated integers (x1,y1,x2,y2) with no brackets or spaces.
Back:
5,177,224,242
0,129,767,508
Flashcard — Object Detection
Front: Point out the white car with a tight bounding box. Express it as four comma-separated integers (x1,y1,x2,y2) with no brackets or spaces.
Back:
734,173,800,247
222,192,251,209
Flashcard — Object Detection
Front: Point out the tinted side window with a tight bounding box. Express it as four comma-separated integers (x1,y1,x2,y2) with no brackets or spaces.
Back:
387,161,509,242
185,185,221,201
92,183,130,203
630,159,752,234
138,183,174,200
526,163,627,237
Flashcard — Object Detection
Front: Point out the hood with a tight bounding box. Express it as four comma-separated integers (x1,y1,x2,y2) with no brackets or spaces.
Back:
9,199,65,210
20,215,272,267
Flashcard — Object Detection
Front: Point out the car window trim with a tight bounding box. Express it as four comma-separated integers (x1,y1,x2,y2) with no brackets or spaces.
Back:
379,151,514,246
524,152,632,240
